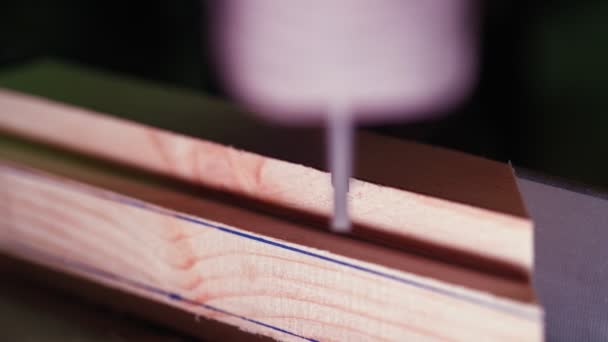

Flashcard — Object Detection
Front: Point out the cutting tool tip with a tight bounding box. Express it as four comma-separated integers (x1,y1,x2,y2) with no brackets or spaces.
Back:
328,104,353,233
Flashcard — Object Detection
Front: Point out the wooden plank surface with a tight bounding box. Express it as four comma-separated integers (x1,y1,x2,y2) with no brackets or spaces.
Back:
0,138,542,341
0,256,201,342
0,61,528,219
0,61,542,340
0,87,533,277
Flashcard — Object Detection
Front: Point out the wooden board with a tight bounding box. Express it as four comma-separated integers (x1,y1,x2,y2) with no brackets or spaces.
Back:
0,87,532,278
0,137,542,341
0,256,206,342
1,251,275,341
0,62,542,340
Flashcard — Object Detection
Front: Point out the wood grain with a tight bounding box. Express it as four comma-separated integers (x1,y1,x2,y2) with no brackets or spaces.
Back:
0,60,528,221
0,252,273,342
0,64,542,340
0,89,533,276
0,144,542,341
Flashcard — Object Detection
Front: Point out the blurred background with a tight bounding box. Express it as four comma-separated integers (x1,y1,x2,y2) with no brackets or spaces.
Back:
1,2,608,340
1,0,608,188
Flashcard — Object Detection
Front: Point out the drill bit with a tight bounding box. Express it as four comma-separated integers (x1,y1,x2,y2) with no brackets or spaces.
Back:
328,102,353,232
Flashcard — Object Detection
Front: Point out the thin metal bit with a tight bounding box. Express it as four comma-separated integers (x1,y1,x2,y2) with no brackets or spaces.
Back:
327,103,353,233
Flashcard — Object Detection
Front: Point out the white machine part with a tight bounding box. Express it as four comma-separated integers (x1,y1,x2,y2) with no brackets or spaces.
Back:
213,0,479,231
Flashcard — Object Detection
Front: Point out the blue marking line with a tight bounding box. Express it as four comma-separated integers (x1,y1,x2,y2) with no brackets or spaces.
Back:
3,164,540,339
13,242,318,342
154,210,535,321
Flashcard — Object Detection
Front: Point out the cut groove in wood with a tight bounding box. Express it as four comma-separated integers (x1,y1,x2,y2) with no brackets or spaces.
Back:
0,151,542,341
0,87,533,277
0,136,534,302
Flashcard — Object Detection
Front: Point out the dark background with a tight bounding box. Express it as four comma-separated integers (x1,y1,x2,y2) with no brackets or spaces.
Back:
2,2,608,341
1,0,608,188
